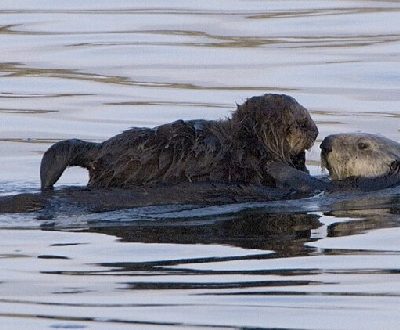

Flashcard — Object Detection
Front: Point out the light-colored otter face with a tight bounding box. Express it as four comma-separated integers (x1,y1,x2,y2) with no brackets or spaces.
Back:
321,133,400,180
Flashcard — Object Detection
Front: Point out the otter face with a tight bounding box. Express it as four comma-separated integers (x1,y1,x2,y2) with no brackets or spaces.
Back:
285,106,318,156
232,94,318,171
321,133,400,180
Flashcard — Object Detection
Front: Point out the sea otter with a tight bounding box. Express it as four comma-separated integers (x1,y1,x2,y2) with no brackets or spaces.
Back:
320,133,400,190
321,133,400,181
268,133,400,192
40,94,318,190
2,132,400,214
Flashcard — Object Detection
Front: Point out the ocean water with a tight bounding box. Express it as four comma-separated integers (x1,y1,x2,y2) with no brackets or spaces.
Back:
0,1,400,329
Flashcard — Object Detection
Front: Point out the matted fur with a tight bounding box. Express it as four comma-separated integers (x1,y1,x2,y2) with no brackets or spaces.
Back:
41,94,318,189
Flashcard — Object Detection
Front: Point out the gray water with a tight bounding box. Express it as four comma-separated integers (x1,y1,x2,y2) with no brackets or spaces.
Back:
1,1,400,329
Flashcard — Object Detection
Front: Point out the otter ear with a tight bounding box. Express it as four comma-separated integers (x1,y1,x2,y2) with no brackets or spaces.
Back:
390,160,400,173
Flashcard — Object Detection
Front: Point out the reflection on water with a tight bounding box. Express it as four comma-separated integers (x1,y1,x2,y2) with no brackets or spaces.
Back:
91,212,321,254
1,0,400,329
1,207,400,329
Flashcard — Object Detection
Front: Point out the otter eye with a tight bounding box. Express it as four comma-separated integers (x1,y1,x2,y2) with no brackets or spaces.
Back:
358,142,369,150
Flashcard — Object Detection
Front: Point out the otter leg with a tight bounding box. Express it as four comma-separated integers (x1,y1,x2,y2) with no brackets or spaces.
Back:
266,161,327,193
40,139,100,190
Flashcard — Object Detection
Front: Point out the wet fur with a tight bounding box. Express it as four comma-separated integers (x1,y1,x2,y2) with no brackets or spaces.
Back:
41,94,318,189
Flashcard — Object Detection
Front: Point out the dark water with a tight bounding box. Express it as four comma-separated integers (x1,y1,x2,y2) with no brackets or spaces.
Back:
1,1,400,329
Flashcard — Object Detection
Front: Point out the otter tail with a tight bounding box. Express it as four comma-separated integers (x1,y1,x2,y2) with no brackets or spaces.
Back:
40,139,100,190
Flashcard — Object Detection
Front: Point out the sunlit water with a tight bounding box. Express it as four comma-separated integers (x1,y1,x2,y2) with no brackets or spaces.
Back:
0,1,400,329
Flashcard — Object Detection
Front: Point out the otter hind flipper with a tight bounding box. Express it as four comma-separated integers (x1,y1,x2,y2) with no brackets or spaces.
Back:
40,139,99,190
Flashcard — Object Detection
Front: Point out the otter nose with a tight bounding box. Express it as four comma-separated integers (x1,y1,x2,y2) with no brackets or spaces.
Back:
320,138,332,154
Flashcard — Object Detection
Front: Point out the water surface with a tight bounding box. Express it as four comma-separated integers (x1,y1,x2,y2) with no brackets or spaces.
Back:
0,1,400,329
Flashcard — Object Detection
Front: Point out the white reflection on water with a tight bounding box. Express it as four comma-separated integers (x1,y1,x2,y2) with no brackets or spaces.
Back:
0,1,400,329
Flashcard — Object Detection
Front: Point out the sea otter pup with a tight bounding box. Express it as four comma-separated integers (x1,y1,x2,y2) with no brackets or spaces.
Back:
40,94,318,189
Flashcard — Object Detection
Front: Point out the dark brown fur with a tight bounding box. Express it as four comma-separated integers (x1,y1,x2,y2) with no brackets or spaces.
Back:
41,94,318,189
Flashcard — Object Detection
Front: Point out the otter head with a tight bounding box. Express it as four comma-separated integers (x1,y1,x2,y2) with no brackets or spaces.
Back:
232,94,318,171
321,133,400,181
